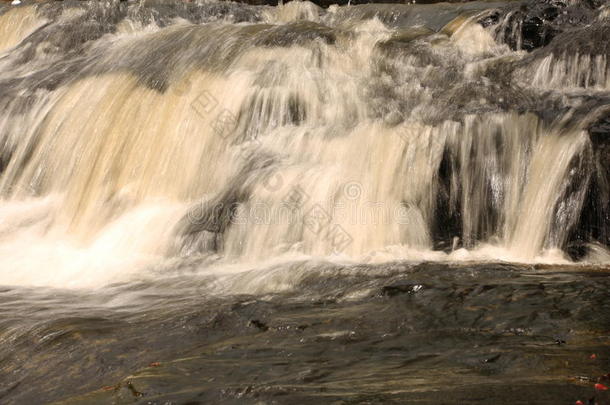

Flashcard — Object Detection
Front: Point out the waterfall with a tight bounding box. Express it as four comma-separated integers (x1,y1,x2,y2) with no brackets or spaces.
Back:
0,6,44,53
0,0,607,288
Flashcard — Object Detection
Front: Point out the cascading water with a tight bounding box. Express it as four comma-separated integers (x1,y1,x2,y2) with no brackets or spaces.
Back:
0,1,608,404
0,0,607,288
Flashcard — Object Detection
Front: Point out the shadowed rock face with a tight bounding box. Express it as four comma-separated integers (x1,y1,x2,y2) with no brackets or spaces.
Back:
569,111,610,257
488,0,602,52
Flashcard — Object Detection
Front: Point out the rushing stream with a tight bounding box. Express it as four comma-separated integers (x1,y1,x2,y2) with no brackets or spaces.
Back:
0,0,608,403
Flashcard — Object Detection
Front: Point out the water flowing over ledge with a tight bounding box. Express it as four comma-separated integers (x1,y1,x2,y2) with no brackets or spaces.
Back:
0,0,608,289
0,1,609,402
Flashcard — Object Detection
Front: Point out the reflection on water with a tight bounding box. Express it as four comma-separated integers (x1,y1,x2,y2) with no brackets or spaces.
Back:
1,262,609,404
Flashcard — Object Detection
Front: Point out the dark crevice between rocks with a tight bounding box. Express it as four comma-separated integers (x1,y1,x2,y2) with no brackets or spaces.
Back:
432,146,463,252
567,112,610,260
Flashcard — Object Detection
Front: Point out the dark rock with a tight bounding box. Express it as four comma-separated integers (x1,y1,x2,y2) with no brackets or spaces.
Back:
248,319,269,331
380,283,425,297
565,110,610,259
432,147,463,252
489,0,601,52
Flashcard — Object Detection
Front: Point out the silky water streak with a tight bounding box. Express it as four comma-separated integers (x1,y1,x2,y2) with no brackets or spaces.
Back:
0,0,607,289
